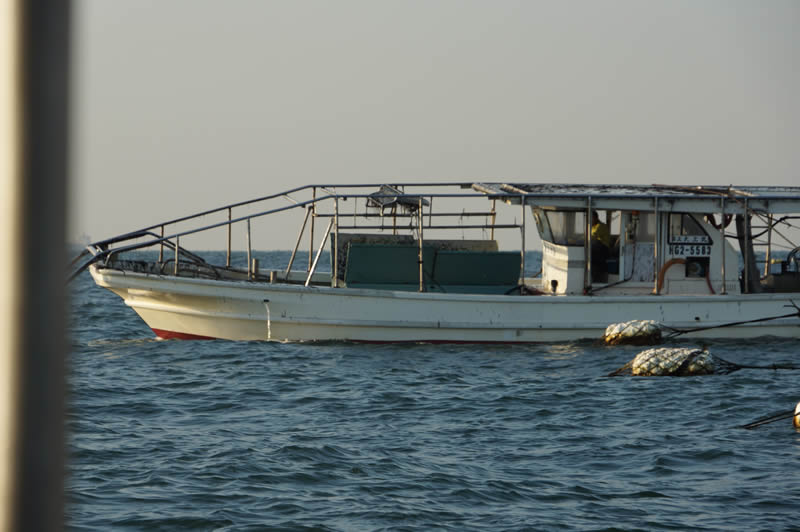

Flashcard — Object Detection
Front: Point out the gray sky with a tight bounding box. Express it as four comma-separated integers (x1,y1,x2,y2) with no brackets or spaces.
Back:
69,0,800,250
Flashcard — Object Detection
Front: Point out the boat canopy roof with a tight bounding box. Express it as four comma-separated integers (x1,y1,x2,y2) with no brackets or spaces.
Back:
472,183,800,214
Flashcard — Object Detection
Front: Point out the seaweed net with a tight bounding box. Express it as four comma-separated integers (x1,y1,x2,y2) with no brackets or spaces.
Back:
603,320,663,346
609,347,754,377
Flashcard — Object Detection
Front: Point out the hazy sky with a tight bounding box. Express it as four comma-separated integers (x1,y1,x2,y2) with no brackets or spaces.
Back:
69,0,800,250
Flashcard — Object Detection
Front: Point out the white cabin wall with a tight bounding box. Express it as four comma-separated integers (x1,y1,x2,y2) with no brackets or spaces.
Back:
701,220,741,294
541,241,586,295
659,214,741,295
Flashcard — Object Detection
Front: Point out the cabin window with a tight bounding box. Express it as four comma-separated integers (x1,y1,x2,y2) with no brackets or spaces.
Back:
533,209,552,243
668,213,711,244
544,211,585,246
634,213,656,241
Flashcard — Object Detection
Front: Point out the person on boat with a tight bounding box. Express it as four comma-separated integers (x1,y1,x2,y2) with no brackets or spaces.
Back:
591,211,611,282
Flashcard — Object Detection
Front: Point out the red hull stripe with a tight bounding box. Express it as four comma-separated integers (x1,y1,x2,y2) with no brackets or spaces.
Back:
152,328,217,340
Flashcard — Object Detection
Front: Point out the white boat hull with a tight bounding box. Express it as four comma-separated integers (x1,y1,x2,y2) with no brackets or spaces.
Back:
90,266,800,342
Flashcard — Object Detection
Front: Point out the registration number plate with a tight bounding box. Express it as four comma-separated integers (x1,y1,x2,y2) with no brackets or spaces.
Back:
669,244,711,257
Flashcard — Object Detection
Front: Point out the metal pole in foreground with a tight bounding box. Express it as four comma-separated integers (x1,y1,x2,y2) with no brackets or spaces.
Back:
1,1,69,529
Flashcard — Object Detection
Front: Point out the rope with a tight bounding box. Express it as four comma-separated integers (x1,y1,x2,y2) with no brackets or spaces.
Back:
741,409,800,430
661,301,800,339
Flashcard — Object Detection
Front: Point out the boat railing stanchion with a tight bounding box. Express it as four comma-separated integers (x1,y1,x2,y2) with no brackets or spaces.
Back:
490,199,497,241
334,195,339,287
226,207,232,268
174,235,180,276
159,225,164,263
418,196,424,292
720,197,727,294
286,206,312,278
743,197,751,293
765,213,773,277
246,218,252,280
306,219,333,287
521,194,526,284
584,198,592,293
308,188,316,272
653,197,660,294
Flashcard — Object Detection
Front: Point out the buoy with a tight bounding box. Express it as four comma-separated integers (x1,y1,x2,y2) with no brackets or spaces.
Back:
603,320,663,346
795,402,800,429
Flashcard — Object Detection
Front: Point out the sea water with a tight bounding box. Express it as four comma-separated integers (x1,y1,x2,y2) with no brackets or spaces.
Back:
68,251,800,530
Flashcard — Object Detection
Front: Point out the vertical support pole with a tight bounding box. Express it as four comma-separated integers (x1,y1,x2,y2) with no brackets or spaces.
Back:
246,218,252,279
308,187,316,271
333,196,339,287
521,195,527,282
720,197,727,295
251,258,259,280
490,199,497,241
226,207,231,268
584,198,591,293
174,236,180,275
418,197,424,292
2,3,70,528
158,225,164,263
735,201,761,294
743,198,749,293
653,198,660,294
765,213,773,277
306,219,333,287
286,206,311,276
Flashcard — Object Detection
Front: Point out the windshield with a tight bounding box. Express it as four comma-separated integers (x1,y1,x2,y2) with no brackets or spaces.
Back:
544,211,586,246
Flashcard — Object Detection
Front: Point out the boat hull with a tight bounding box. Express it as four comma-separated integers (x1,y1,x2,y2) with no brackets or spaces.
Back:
90,266,800,342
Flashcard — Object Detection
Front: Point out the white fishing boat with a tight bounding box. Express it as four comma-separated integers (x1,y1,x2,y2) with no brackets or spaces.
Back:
72,183,800,342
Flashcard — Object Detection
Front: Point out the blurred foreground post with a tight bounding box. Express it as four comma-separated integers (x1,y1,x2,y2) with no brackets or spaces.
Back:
1,0,70,530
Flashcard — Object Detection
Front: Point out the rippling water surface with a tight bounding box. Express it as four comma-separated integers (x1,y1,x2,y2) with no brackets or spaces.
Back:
68,252,800,530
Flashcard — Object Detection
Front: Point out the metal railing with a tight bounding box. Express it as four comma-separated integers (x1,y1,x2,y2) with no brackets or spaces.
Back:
69,182,800,294
69,183,529,283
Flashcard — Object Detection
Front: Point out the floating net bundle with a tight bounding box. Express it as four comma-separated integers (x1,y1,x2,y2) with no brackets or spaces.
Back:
602,320,663,346
602,304,800,346
608,347,746,377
